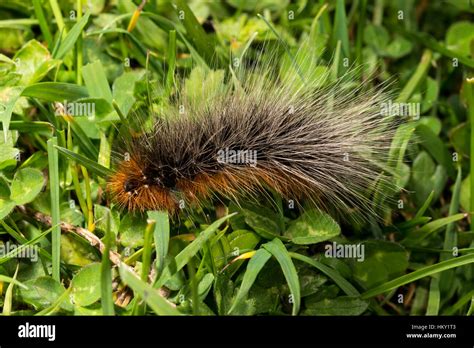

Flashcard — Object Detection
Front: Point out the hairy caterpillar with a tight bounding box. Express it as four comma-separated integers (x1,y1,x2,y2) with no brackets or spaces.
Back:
107,48,397,219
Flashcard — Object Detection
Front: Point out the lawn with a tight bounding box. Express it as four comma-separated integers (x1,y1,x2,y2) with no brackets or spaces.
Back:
0,0,473,316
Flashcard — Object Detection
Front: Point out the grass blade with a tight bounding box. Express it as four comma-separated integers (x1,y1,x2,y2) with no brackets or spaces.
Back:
228,248,272,314
33,0,53,46
257,13,305,83
174,0,215,64
2,263,20,315
141,219,155,282
396,49,432,103
426,275,440,315
80,165,94,231
402,213,467,246
22,82,89,101
49,0,66,34
0,221,53,261
289,252,360,296
53,11,91,59
439,168,462,287
55,146,113,178
9,121,53,134
165,30,177,95
101,211,115,315
467,296,474,316
76,0,83,85
355,0,367,67
119,264,181,316
0,274,28,289
263,239,301,315
402,30,474,69
47,137,61,282
148,210,169,275
0,227,53,265
63,116,99,159
467,78,474,230
155,213,236,288
82,60,113,102
361,253,474,299
442,289,474,315
414,190,435,219
331,0,350,61
36,287,72,316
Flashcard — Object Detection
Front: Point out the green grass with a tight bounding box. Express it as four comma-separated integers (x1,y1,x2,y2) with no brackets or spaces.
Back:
0,0,473,316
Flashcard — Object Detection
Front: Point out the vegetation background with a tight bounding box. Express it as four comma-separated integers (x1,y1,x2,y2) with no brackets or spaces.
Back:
0,0,473,316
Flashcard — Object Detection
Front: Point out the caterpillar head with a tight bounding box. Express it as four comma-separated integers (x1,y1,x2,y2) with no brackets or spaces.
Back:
107,158,178,213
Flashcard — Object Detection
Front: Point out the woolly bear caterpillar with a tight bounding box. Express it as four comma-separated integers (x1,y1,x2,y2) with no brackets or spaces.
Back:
107,44,398,219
